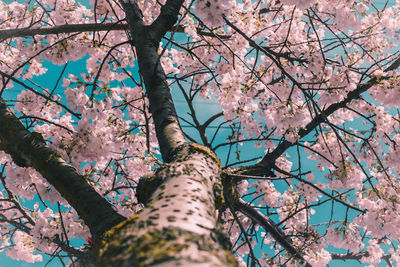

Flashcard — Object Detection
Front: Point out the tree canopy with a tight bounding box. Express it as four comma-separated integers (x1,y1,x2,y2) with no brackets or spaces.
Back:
1,0,400,266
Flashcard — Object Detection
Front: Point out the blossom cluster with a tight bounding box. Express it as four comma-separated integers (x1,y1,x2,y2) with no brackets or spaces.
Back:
2,0,400,265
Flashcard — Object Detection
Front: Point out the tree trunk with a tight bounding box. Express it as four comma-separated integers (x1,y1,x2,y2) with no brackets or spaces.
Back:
0,0,238,265
87,0,238,264
92,143,237,266
0,96,237,266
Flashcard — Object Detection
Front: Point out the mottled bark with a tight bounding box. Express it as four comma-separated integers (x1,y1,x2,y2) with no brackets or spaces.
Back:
0,98,125,237
93,143,236,266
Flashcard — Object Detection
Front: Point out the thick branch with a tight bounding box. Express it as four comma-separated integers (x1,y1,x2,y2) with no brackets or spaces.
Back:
0,98,124,237
119,0,186,162
234,199,311,267
0,23,228,41
235,56,400,176
0,23,127,40
150,0,185,42
331,252,391,262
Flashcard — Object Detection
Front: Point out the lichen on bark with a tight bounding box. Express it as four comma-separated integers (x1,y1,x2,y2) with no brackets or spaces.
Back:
92,143,237,266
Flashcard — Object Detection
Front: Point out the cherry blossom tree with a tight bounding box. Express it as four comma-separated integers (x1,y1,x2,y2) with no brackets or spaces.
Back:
1,0,400,266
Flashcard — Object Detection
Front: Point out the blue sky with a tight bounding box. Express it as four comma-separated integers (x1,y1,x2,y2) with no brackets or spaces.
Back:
0,0,398,266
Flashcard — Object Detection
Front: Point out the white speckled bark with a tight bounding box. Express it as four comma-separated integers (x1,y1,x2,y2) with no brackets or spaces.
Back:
96,144,237,267
138,158,218,235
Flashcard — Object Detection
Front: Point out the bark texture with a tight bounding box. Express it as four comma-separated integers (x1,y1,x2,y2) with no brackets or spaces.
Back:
93,143,237,266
